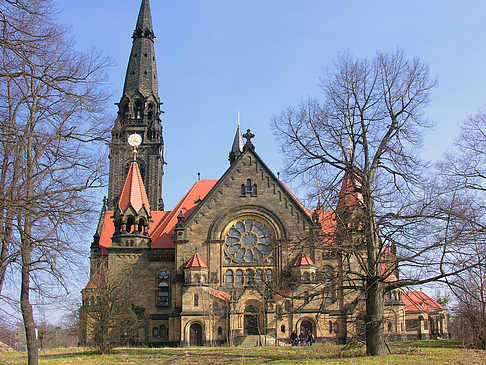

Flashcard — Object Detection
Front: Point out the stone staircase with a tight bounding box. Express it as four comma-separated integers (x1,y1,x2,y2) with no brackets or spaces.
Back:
237,334,289,347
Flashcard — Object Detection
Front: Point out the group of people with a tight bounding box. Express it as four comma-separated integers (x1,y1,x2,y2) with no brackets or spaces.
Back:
289,330,314,346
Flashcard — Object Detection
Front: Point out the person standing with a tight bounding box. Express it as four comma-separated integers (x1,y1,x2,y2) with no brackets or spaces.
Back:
290,330,297,346
307,330,314,346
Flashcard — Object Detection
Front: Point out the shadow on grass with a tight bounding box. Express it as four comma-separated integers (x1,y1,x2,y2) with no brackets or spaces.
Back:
37,340,464,363
391,339,461,349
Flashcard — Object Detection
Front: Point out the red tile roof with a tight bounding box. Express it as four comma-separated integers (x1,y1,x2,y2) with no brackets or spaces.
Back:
185,253,208,269
293,252,315,267
210,288,231,302
118,162,150,213
97,180,217,250
273,288,292,301
281,182,313,217
83,266,105,290
402,291,445,313
150,179,217,248
312,208,337,238
381,263,398,283
337,172,363,212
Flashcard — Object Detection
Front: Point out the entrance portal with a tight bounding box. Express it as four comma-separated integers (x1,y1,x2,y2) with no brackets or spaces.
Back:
244,305,260,335
300,320,313,335
189,323,203,346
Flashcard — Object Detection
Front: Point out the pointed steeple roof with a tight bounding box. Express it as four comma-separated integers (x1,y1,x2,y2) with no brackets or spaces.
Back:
293,252,315,267
185,253,208,269
135,0,154,37
337,171,363,212
117,161,150,213
123,0,158,97
229,124,244,163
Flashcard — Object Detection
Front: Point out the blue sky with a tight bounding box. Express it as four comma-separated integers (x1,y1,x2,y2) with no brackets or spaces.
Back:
59,0,486,209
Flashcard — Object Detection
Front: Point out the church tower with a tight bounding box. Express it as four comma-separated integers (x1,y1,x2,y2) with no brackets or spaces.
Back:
108,0,165,211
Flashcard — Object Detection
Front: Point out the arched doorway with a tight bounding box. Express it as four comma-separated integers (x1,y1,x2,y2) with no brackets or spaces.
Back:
189,323,203,346
244,305,260,335
300,320,313,335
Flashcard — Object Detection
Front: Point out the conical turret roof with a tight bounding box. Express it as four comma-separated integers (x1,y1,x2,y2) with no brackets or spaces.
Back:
117,161,150,213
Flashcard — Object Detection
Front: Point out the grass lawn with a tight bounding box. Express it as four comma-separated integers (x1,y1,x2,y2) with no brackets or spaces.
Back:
1,340,485,365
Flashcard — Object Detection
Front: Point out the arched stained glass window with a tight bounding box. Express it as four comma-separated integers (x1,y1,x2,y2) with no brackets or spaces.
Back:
255,269,263,282
226,270,233,283
160,324,167,338
236,270,243,284
157,269,170,307
266,269,272,282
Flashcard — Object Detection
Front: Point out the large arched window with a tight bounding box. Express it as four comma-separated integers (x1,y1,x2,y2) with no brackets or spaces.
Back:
157,269,170,307
152,327,158,338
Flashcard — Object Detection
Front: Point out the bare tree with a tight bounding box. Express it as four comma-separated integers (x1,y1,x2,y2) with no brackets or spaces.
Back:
272,50,476,355
80,264,146,354
438,108,486,348
0,1,111,364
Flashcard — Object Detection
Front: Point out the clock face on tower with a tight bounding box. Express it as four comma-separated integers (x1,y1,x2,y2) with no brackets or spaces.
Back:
128,133,142,147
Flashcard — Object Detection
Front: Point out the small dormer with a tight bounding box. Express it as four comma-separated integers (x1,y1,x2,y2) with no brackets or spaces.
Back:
291,251,316,282
184,252,209,286
112,160,151,248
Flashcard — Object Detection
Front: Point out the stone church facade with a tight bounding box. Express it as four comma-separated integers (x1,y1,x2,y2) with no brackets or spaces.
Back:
80,0,448,347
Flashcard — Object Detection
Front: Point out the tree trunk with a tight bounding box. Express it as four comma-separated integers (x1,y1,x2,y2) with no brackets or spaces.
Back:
21,235,38,365
365,276,385,356
0,214,13,293
20,119,38,364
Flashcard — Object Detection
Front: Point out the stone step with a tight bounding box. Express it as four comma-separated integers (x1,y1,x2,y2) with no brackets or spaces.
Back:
238,334,288,347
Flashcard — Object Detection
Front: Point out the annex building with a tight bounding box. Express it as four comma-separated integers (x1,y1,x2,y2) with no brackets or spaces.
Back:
80,0,448,347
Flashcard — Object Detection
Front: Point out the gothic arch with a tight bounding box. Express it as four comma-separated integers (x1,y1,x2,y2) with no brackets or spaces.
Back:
184,320,205,346
206,204,288,241
295,317,317,336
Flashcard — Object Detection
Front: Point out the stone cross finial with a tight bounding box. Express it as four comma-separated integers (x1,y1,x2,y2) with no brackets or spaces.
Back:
243,129,255,144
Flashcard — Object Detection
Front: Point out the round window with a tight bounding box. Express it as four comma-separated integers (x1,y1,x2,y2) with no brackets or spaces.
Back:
225,219,272,263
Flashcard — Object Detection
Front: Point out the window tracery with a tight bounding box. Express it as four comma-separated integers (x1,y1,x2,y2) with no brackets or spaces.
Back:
224,218,272,264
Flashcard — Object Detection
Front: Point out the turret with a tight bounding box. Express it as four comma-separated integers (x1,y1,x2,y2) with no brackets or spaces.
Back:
111,143,152,248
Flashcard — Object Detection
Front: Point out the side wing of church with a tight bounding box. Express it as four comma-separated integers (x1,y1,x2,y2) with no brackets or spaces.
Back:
80,0,448,347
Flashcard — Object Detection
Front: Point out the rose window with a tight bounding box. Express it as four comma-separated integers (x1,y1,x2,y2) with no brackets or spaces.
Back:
225,219,272,263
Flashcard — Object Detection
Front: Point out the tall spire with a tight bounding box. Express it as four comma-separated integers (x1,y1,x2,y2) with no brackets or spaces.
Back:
135,0,154,37
108,0,164,211
229,123,244,164
123,0,158,98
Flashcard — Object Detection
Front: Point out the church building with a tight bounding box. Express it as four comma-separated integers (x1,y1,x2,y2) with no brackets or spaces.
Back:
80,0,448,347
